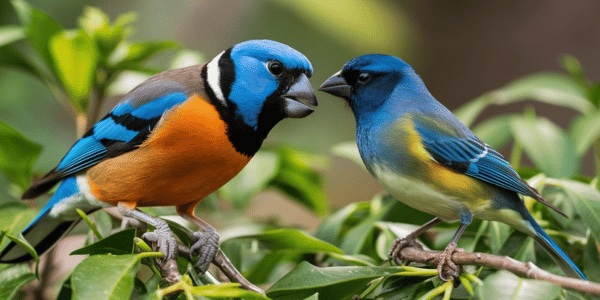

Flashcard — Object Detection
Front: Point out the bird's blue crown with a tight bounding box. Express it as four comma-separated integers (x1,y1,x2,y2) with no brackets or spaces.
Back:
231,39,312,74
343,54,411,74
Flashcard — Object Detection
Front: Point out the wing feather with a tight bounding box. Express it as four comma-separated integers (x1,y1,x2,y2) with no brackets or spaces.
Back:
413,119,565,216
22,83,191,199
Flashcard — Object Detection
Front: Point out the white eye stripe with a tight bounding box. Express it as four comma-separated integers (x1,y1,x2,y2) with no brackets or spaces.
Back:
206,51,227,106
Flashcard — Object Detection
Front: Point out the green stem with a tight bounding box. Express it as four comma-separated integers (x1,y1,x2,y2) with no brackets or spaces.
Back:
133,238,163,276
86,87,104,129
359,276,385,298
418,281,453,300
593,138,600,190
76,209,103,240
134,237,153,252
136,251,164,260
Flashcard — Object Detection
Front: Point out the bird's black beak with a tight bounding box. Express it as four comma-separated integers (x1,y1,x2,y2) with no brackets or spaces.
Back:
319,71,351,99
283,73,318,118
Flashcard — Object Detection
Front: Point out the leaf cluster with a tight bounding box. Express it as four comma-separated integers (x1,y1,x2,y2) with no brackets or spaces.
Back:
1,2,600,300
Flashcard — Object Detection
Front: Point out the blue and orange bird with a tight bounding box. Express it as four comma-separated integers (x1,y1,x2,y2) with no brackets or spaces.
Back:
320,54,585,281
0,40,316,275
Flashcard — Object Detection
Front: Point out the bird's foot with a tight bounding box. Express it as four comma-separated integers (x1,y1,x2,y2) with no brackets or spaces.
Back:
141,220,178,261
389,237,425,265
189,229,220,274
437,242,463,283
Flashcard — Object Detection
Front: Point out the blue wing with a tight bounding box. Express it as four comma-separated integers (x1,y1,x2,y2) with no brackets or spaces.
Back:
22,80,191,199
413,118,565,216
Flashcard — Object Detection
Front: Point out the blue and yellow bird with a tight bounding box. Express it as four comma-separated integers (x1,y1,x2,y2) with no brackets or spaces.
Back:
320,54,585,280
0,40,316,276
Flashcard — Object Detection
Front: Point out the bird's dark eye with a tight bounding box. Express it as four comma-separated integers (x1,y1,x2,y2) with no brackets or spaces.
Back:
268,60,283,76
357,72,371,84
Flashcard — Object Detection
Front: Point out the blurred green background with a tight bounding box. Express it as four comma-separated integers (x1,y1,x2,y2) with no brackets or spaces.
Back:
1,0,599,226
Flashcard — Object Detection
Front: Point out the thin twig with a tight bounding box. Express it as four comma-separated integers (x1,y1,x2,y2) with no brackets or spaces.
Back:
98,210,263,293
86,87,104,130
177,244,265,294
213,249,265,294
400,245,600,295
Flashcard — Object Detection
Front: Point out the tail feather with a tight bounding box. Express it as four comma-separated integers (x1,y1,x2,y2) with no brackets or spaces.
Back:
21,168,63,199
525,213,586,280
0,216,77,263
1,175,99,263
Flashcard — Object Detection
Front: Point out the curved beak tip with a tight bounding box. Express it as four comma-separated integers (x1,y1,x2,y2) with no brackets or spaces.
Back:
319,73,351,99
283,73,318,118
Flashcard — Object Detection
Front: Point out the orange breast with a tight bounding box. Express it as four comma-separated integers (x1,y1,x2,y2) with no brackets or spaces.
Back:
86,94,251,207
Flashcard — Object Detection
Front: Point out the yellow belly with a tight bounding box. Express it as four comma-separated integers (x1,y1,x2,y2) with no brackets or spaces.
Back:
374,115,494,221
87,94,251,207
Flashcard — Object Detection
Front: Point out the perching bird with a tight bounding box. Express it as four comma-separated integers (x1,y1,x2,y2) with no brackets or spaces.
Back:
319,54,585,281
0,40,317,275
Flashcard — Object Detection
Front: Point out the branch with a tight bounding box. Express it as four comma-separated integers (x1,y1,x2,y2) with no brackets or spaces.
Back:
399,245,600,295
108,209,264,293
176,245,264,294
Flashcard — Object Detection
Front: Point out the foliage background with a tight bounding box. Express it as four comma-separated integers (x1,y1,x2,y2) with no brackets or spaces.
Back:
1,1,600,299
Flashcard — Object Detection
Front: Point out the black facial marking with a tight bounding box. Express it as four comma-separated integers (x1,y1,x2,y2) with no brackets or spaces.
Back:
218,49,235,100
201,56,304,157
201,61,263,157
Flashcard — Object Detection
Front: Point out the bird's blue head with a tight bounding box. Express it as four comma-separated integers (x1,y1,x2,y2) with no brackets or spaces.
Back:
202,39,317,155
319,54,430,121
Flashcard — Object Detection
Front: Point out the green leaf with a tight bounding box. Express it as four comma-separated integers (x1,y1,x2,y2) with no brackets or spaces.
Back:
4,233,38,263
471,115,514,149
456,73,593,125
25,9,63,70
93,210,115,239
235,228,343,254
270,147,328,215
188,283,269,300
71,228,136,256
588,83,600,108
475,270,561,300
111,41,178,69
170,49,205,69
339,216,378,255
71,254,150,300
0,121,42,189
561,54,586,85
570,112,600,155
331,141,366,169
489,73,592,113
78,6,111,33
486,221,512,254
454,96,489,127
0,26,25,48
219,150,279,209
583,236,600,282
510,115,579,178
314,201,371,244
49,29,99,112
0,203,38,254
338,197,399,255
0,46,38,76
10,0,32,25
267,262,399,300
544,178,600,242
79,7,136,55
0,264,36,300
243,252,291,284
